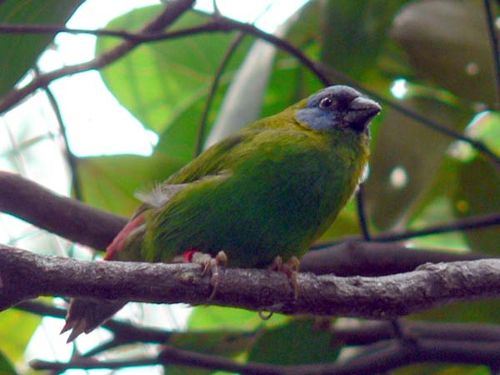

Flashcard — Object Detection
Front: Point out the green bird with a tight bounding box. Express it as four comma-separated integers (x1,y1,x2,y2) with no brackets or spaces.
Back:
62,85,380,342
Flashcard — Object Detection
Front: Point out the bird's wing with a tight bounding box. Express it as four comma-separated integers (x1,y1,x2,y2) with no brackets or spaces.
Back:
165,132,246,184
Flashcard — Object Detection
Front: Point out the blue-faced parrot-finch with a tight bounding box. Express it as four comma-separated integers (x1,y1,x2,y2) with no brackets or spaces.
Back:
62,85,381,342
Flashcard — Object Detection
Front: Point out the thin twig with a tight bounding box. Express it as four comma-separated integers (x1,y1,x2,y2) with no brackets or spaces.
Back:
15,300,172,344
315,212,500,247
373,212,500,242
0,0,196,114
34,67,83,200
333,320,500,346
355,184,371,240
30,338,500,373
483,0,500,108
195,32,246,156
18,300,500,373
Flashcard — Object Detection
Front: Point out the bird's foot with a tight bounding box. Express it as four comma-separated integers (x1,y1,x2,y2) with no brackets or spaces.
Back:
182,250,228,300
270,255,301,299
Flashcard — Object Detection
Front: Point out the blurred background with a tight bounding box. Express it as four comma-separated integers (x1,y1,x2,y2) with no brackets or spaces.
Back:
0,0,499,374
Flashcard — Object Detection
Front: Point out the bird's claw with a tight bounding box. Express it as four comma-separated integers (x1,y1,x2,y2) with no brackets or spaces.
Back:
271,255,301,299
190,251,228,300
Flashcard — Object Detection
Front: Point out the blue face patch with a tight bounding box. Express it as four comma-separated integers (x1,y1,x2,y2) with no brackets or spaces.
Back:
295,85,369,132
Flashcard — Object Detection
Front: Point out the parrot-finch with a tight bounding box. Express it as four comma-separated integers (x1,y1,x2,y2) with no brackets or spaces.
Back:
62,85,381,342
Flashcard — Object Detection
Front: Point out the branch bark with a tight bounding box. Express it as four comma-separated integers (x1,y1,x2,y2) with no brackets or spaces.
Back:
0,171,494,277
301,241,489,276
0,171,125,248
2,245,500,318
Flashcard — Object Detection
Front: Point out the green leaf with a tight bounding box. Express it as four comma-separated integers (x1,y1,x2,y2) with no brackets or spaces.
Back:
391,0,496,105
77,154,183,216
188,306,287,331
452,156,500,254
0,309,40,364
365,91,471,230
0,351,18,375
166,330,257,375
248,319,339,365
397,363,489,375
320,0,408,78
0,0,83,96
96,7,252,135
204,36,280,148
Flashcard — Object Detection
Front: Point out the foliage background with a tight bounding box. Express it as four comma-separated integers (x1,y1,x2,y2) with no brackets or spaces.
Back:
0,0,499,373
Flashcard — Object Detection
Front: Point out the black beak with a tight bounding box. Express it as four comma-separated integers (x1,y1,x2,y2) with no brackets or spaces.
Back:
344,96,381,132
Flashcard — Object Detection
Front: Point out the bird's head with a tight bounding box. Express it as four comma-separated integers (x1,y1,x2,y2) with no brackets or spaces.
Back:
295,85,381,134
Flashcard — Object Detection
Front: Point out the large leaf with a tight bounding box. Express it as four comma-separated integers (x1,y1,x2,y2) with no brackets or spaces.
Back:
391,0,496,106
188,306,287,331
77,154,183,216
204,36,281,148
320,0,409,78
96,7,252,136
248,319,339,365
452,156,500,254
365,92,471,230
166,330,257,375
0,309,40,364
0,0,83,97
0,351,17,375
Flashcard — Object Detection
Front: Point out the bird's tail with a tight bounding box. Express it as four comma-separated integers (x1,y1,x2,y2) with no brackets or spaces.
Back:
61,212,148,343
61,298,127,343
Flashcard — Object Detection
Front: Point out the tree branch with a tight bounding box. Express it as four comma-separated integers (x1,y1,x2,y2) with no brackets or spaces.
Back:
333,320,500,346
301,241,491,276
29,338,500,374
34,66,83,200
483,0,500,108
315,212,500,247
2,245,500,318
0,171,125,249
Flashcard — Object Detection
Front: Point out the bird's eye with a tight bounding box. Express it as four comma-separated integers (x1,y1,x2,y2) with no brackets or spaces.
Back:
319,97,334,109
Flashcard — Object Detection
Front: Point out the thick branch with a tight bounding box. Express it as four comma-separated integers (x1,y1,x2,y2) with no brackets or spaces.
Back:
2,245,500,318
333,320,500,345
0,171,125,248
301,241,489,276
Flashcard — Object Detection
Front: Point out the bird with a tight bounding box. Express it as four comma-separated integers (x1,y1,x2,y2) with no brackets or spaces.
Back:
61,85,381,342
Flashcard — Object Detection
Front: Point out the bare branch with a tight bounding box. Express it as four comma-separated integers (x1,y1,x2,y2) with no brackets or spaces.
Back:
29,338,500,374
302,241,492,276
34,67,83,200
333,320,500,345
0,171,126,249
195,32,246,156
315,212,500,247
372,212,500,242
483,0,500,108
2,245,500,318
